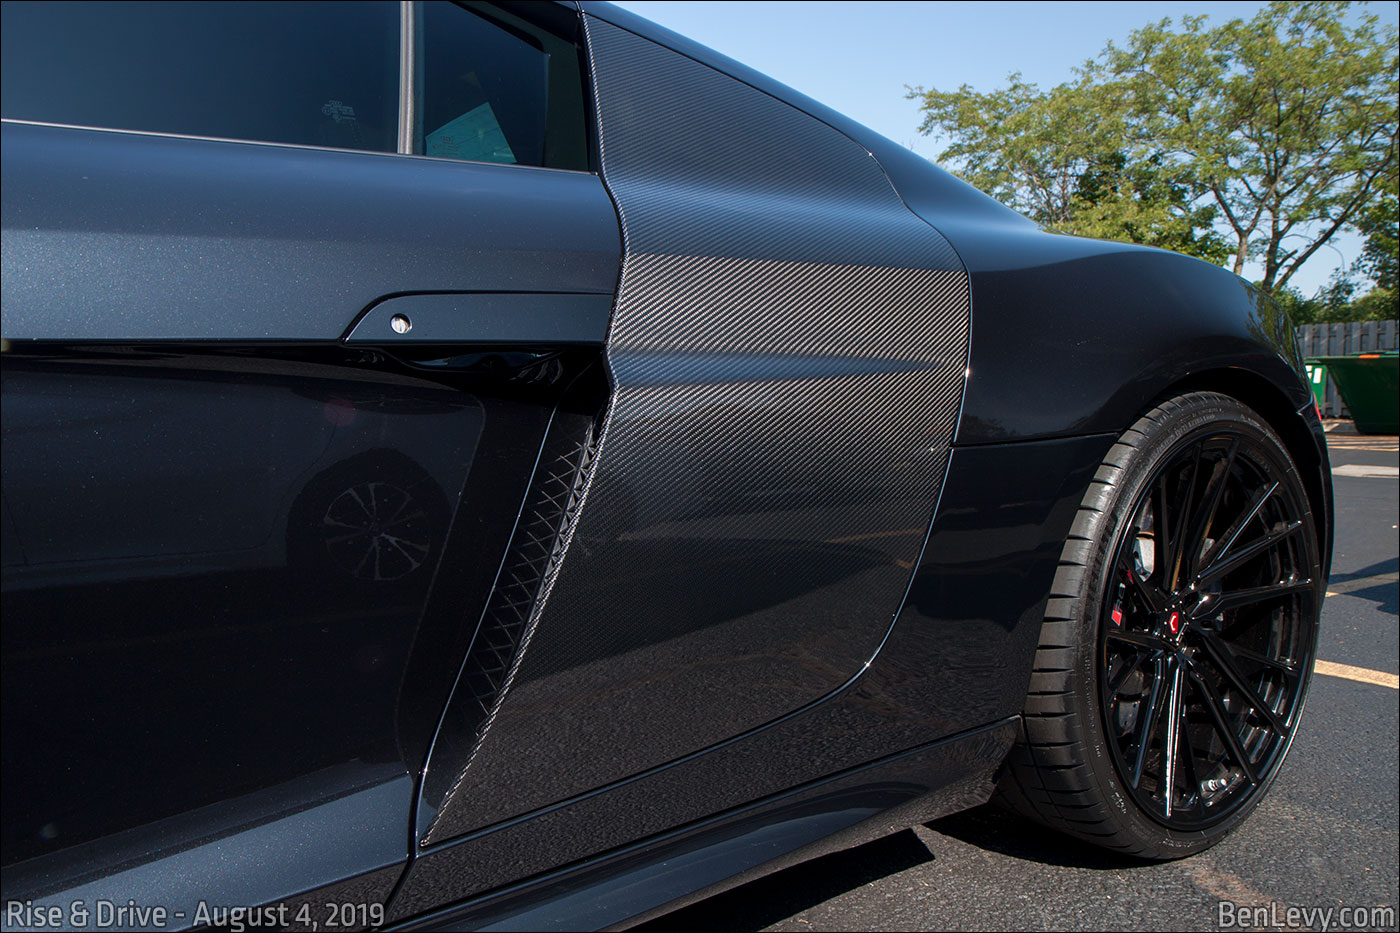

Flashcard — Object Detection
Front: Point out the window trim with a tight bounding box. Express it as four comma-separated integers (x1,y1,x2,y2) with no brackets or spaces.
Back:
0,118,594,175
397,1,420,154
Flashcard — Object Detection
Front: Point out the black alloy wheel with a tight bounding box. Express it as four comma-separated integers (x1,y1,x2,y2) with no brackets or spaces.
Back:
998,392,1323,858
1099,428,1317,829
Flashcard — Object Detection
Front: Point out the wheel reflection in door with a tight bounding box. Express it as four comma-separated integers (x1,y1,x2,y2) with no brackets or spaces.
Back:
322,481,433,582
288,450,449,587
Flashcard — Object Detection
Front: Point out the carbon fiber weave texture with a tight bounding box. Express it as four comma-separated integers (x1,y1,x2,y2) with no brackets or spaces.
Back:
422,14,971,844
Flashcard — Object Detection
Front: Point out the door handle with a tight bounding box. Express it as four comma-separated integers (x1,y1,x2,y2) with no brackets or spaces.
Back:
346,292,614,346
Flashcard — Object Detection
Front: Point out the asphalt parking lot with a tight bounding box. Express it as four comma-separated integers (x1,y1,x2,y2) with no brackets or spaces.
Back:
651,428,1400,932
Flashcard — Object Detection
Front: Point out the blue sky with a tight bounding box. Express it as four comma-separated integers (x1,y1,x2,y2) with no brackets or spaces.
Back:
612,1,1399,296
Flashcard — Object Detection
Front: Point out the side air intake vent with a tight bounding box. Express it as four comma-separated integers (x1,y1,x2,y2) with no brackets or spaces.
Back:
416,379,605,845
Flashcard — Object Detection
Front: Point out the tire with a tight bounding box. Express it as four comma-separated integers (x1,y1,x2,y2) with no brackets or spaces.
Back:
998,392,1323,859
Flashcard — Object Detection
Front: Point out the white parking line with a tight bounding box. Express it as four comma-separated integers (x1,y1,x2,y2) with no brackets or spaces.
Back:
1331,463,1399,478
1314,659,1399,689
1325,571,1400,598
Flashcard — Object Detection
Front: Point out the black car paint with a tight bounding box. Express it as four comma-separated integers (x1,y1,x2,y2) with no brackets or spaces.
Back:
581,1,1331,570
396,719,1017,932
0,2,1331,931
383,431,1114,926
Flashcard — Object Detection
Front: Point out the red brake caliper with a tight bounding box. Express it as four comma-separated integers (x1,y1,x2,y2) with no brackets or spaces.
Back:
1112,571,1131,627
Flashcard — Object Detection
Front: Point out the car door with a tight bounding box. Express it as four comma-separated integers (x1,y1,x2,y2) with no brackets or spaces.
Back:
0,0,618,919
408,0,972,857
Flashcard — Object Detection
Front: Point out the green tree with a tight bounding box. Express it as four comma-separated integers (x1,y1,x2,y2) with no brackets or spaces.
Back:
1350,286,1398,321
1072,151,1231,264
909,2,1398,293
1347,166,1396,321
1352,190,1398,292
906,73,1228,262
905,74,1100,226
1272,277,1397,324
1107,3,1397,292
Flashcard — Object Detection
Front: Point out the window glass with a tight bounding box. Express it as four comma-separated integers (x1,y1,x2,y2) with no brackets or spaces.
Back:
1,1,398,152
420,2,590,171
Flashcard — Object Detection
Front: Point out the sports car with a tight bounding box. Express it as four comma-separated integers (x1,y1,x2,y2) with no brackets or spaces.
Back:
0,1,1332,929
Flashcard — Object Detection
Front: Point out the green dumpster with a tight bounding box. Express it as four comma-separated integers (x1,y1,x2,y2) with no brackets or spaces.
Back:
1303,360,1328,411
1311,351,1399,435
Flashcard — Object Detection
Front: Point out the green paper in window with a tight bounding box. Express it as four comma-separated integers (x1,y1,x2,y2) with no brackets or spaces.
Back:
426,102,516,164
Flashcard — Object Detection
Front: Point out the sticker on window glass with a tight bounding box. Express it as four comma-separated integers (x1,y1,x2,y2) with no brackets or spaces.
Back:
319,99,367,150
426,102,516,164
321,100,358,123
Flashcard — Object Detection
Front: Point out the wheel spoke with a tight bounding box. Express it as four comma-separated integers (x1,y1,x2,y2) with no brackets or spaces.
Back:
345,486,374,522
381,493,414,526
1124,573,1167,616
383,508,426,531
1186,662,1260,785
1197,481,1279,576
1181,439,1238,580
1197,629,1289,734
1167,446,1203,590
1196,521,1302,586
371,539,385,581
1107,629,1173,653
1131,655,1168,789
383,535,430,564
352,539,376,577
1151,477,1173,593
1192,579,1313,619
1174,696,1205,818
1161,659,1184,819
1108,651,1149,697
1215,639,1302,677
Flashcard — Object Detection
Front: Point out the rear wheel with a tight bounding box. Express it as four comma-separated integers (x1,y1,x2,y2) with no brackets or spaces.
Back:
999,392,1322,858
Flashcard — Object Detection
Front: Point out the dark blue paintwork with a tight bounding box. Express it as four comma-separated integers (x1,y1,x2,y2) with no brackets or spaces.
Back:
1,57,622,921
3,772,410,932
346,293,616,346
0,121,619,342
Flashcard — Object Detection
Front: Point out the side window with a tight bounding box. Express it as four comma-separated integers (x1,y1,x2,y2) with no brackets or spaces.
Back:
0,0,592,170
0,1,400,153
419,2,590,171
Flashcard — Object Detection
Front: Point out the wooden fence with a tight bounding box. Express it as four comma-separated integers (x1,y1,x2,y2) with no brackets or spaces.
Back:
1296,321,1398,418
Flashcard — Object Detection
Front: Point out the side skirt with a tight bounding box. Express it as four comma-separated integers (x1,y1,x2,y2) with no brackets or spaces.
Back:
387,717,1017,932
